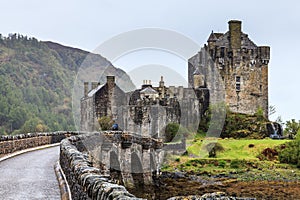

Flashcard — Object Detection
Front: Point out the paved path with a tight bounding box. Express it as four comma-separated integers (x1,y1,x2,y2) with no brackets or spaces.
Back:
0,146,61,200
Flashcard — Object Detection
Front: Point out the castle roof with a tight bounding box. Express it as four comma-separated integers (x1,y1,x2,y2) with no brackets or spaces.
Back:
87,84,105,97
212,31,257,49
207,31,224,42
140,86,158,94
193,67,201,75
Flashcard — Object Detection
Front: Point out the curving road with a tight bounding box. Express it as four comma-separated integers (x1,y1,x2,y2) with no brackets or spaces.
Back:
0,146,61,200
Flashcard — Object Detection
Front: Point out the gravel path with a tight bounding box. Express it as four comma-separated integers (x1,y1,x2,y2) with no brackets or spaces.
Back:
0,146,61,200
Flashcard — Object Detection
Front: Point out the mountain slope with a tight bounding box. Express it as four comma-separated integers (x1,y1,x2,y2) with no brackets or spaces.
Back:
0,34,133,135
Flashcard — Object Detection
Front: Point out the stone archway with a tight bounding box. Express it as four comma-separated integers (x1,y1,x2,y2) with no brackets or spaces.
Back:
131,152,144,188
110,151,123,185
150,152,157,175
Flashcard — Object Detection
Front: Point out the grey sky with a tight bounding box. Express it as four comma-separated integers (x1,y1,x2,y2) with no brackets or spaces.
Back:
1,0,300,122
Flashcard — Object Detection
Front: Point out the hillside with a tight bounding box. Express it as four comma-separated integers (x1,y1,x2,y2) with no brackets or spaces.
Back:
0,33,133,135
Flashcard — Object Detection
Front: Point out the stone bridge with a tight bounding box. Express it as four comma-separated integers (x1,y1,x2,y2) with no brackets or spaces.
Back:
60,131,164,197
0,131,172,200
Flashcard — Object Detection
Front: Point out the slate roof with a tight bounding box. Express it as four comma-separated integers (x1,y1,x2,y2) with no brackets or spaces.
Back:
88,84,105,97
207,31,224,42
140,86,158,94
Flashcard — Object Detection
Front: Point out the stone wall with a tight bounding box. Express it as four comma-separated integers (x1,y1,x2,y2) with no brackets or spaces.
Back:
0,131,73,155
60,134,145,200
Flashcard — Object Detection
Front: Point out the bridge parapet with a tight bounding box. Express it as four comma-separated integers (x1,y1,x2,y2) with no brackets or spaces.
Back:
0,131,80,155
60,132,147,200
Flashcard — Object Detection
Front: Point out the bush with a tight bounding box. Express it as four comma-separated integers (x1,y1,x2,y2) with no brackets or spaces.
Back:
278,134,300,166
230,159,243,169
218,160,227,168
98,116,113,131
165,123,180,142
165,123,190,142
205,142,224,158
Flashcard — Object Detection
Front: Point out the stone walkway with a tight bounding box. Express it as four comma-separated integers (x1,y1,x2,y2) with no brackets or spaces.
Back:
0,146,60,200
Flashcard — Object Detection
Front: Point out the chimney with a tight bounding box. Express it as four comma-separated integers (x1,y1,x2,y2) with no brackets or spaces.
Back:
92,82,98,90
107,76,115,90
228,20,242,50
84,82,89,97
159,76,164,88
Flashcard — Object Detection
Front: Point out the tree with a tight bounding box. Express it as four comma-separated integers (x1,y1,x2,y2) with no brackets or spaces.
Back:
275,116,284,127
268,105,276,116
284,119,300,138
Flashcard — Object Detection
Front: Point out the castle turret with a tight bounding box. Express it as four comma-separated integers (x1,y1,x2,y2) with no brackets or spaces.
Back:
258,46,270,65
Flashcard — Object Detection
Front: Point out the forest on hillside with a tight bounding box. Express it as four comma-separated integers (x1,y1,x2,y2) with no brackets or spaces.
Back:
0,33,132,135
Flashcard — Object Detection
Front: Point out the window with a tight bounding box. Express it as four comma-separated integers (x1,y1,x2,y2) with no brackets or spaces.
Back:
236,76,241,92
260,85,262,93
220,47,225,57
236,83,241,91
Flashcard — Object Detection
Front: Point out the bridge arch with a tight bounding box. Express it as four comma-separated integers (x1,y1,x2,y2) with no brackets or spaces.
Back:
109,151,123,184
131,152,144,188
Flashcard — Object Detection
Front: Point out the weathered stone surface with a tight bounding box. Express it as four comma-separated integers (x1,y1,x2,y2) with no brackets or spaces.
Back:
189,20,270,118
60,132,147,200
0,131,78,156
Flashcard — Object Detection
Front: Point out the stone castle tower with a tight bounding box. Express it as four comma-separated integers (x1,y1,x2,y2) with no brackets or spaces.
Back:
189,20,270,118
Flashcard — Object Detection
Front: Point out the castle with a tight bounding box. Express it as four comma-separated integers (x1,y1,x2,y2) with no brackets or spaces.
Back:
189,20,270,117
81,20,270,135
80,76,209,136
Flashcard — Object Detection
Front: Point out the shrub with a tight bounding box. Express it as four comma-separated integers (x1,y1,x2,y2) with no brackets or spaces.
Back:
230,159,245,169
98,116,113,131
218,160,227,168
165,123,179,142
278,134,300,166
205,142,224,158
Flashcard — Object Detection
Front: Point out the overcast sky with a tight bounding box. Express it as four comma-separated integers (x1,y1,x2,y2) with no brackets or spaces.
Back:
1,0,300,122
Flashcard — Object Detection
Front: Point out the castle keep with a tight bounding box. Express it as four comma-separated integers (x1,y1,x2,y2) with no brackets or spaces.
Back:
81,76,209,135
189,20,270,117
81,20,270,134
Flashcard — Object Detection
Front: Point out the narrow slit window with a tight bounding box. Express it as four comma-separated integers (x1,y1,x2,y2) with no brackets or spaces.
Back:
236,83,241,91
236,76,241,92
260,85,262,93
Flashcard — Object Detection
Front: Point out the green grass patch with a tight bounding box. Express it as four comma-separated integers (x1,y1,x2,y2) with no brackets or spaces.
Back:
187,138,288,160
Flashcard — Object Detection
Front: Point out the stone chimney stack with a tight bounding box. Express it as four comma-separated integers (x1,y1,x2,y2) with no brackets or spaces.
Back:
84,82,89,97
92,82,98,90
107,76,115,90
229,20,242,50
159,76,164,88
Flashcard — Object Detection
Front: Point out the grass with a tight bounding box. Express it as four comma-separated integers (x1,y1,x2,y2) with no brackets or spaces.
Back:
187,138,288,160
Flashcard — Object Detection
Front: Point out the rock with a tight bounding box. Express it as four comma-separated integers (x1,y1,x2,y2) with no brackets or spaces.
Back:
167,192,256,200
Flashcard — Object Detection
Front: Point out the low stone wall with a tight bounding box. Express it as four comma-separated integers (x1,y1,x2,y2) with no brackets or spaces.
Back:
60,134,145,200
0,131,76,155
